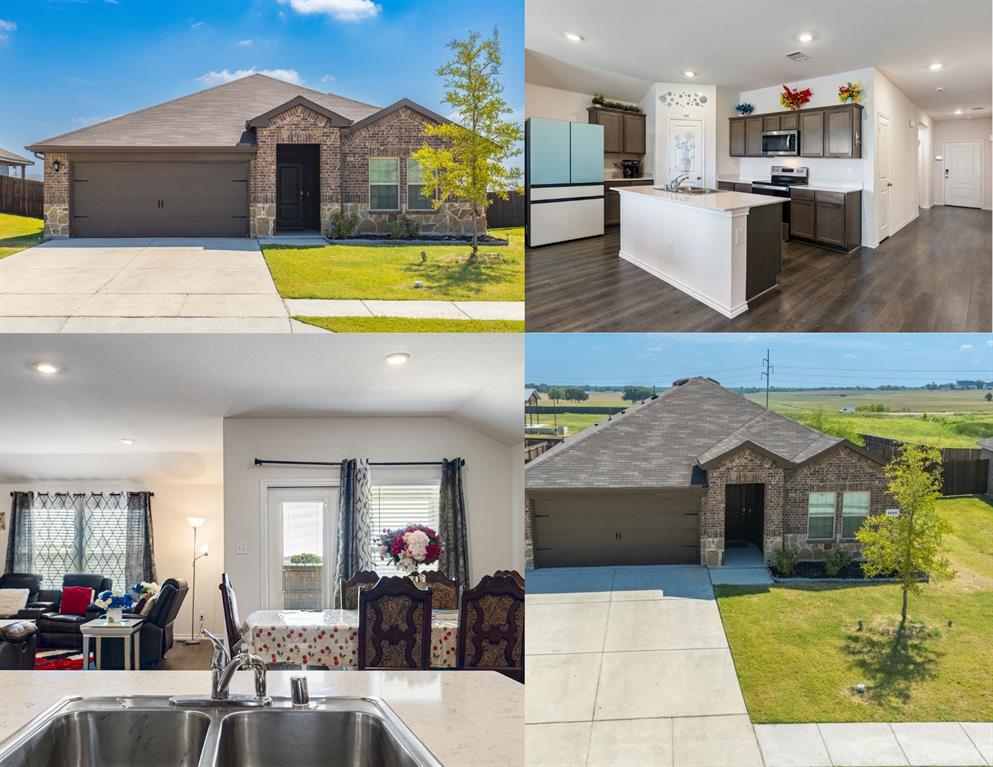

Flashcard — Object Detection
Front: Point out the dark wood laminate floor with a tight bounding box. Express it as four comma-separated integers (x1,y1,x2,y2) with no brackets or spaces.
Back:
525,206,992,332
158,639,212,670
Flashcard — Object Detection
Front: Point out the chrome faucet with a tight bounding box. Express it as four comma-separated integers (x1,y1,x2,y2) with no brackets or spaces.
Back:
666,174,690,192
169,629,271,707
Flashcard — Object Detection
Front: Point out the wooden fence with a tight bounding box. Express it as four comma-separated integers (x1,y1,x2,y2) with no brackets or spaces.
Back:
486,191,524,228
859,434,989,496
527,405,627,415
0,176,43,219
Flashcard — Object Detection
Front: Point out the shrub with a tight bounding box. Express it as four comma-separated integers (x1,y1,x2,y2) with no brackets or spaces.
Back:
774,547,798,576
823,548,853,577
328,211,360,238
387,215,421,240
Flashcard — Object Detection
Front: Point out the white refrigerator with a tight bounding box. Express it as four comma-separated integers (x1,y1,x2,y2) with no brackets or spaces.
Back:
525,117,604,247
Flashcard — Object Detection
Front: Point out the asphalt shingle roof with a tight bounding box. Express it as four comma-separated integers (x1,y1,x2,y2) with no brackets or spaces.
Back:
27,74,381,150
0,147,33,165
525,377,849,490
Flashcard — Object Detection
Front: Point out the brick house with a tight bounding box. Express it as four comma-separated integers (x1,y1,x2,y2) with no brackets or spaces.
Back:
524,377,894,568
26,74,484,239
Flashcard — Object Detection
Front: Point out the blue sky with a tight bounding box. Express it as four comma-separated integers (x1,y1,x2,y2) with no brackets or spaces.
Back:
526,334,993,389
0,0,523,179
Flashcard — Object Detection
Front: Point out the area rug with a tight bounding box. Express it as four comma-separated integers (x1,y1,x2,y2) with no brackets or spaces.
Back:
35,649,94,670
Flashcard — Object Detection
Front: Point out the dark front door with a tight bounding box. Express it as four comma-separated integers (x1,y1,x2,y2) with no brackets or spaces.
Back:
725,483,765,547
276,145,319,231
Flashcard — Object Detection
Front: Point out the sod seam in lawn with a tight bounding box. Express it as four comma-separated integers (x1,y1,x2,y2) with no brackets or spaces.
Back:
294,316,524,333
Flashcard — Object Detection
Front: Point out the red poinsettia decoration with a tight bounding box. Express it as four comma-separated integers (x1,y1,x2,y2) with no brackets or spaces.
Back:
780,85,813,111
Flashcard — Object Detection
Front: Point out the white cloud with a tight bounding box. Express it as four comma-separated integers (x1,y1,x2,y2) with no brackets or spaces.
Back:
0,19,17,31
196,68,303,86
986,339,993,347
190,21,204,29
72,114,119,126
278,0,381,22
236,39,253,46
843,353,856,359
320,74,336,84
961,344,974,350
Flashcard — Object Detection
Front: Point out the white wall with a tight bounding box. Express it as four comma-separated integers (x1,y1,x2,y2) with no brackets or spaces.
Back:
0,480,224,640
932,118,993,210
223,417,520,617
642,83,718,189
716,85,741,178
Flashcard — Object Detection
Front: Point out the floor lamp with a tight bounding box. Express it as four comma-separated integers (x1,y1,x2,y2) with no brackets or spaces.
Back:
185,516,209,645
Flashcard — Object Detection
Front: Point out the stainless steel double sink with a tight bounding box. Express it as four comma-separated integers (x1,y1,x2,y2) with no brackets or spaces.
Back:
0,696,442,767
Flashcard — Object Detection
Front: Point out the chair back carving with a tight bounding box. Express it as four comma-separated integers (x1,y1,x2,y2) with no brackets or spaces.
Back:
457,574,524,681
358,576,432,669
493,570,525,588
340,570,379,610
219,573,242,655
423,571,458,610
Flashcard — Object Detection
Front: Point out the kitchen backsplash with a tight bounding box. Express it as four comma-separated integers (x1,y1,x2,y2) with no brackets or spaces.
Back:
738,156,865,184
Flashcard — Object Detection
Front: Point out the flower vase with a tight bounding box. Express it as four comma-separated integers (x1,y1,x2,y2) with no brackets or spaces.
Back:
410,571,427,588
106,607,123,624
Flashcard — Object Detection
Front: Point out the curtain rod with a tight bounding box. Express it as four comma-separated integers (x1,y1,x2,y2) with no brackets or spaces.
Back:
9,491,155,497
253,458,464,468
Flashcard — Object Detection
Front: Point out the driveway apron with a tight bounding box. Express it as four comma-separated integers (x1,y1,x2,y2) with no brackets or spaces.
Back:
525,565,763,767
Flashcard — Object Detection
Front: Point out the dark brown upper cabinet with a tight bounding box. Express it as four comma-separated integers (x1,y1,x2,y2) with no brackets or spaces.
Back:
728,104,862,159
780,113,798,130
745,117,764,157
763,115,780,131
588,107,646,155
799,110,824,157
825,106,862,158
729,119,746,157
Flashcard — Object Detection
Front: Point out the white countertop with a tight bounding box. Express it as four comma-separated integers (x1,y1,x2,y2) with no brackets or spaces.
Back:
718,175,863,193
616,184,785,212
0,669,523,766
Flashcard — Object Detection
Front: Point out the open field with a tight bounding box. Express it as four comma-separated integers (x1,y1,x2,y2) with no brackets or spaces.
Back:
746,388,993,414
715,497,993,723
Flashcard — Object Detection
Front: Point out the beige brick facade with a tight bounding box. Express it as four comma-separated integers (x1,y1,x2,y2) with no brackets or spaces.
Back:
43,152,70,237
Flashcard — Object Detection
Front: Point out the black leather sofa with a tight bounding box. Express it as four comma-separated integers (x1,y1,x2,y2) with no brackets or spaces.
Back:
36,574,113,650
0,573,56,619
0,621,37,670
100,578,189,670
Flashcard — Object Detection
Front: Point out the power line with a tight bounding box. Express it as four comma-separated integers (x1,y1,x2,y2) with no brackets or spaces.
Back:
761,349,773,409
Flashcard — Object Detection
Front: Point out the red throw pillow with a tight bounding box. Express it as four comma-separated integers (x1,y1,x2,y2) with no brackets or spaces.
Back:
60,586,94,616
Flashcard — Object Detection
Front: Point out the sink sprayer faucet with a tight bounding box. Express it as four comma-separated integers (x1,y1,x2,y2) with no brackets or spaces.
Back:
169,629,271,708
666,174,690,192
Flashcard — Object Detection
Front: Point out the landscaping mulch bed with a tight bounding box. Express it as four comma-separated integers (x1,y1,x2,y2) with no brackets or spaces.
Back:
771,560,928,583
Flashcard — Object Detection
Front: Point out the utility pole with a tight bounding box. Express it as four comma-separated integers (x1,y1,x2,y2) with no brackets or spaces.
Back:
761,349,773,410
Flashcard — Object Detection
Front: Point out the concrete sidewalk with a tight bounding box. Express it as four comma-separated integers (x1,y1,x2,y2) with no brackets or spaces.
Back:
756,721,993,766
284,297,524,321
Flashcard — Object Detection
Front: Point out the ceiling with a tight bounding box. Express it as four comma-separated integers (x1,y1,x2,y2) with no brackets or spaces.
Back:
526,0,991,121
0,335,523,483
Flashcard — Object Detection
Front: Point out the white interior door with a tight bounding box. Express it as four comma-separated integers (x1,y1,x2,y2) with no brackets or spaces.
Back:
265,487,337,610
877,113,891,240
944,141,982,208
666,118,705,187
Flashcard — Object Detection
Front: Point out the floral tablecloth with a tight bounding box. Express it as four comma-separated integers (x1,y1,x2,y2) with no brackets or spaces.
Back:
243,609,459,669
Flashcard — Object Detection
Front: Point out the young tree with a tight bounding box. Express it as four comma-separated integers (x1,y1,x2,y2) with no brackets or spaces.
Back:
856,444,953,633
563,387,589,403
622,386,654,402
412,28,523,259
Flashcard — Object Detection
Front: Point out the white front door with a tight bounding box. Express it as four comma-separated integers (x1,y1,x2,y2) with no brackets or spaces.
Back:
666,118,705,187
877,113,891,241
265,487,337,610
944,141,983,208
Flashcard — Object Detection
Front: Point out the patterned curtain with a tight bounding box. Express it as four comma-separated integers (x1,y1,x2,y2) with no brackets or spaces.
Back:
4,491,34,574
125,492,156,585
438,459,470,588
334,459,373,595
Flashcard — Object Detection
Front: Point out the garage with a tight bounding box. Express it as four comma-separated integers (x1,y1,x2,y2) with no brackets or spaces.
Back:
72,161,249,237
530,489,701,567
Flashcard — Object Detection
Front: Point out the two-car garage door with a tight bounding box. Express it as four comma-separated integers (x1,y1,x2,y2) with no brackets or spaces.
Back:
530,489,701,567
72,162,249,237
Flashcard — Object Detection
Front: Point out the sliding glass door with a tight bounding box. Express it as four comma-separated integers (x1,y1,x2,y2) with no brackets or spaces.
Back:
265,487,337,610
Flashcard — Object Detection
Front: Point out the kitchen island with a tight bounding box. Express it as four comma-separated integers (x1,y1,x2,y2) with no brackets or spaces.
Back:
616,186,786,318
0,669,523,766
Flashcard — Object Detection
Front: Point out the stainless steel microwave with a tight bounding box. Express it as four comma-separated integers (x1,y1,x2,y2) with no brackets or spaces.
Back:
761,129,799,156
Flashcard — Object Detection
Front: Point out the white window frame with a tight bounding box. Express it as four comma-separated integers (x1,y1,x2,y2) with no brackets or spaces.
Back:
405,157,435,212
841,491,871,540
369,157,400,211
806,491,836,540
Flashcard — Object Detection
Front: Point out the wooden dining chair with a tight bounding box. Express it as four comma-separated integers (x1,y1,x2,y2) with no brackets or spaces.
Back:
340,570,379,610
493,570,525,588
219,573,243,656
423,571,459,610
457,574,525,683
358,576,432,669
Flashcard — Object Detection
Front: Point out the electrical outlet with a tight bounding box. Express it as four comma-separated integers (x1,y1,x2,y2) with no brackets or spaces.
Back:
847,167,853,176
734,228,744,245
666,241,675,256
235,542,249,555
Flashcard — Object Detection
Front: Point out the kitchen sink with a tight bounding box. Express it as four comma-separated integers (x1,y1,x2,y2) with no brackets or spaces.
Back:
654,186,719,195
0,697,441,767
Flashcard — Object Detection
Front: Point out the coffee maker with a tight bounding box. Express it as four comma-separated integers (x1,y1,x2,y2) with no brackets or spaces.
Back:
621,159,641,178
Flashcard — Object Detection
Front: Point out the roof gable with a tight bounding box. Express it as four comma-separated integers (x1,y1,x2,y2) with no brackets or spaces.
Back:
0,147,33,165
246,95,353,128
344,98,450,136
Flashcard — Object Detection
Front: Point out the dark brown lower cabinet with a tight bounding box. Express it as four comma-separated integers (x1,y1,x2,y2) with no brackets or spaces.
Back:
604,179,654,226
789,190,816,240
790,188,862,252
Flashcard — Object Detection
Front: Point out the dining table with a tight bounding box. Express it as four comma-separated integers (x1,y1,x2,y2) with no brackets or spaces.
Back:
242,608,460,669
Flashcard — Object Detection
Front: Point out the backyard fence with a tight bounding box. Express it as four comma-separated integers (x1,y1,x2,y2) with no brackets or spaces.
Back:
486,191,524,228
525,442,553,463
0,176,43,219
860,434,989,496
282,564,324,609
527,405,627,415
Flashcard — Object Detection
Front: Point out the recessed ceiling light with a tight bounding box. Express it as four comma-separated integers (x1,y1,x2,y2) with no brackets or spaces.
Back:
385,352,410,366
954,109,963,115
935,86,945,93
120,438,135,446
797,32,814,43
929,63,943,71
33,362,60,375
682,70,696,78
563,32,583,42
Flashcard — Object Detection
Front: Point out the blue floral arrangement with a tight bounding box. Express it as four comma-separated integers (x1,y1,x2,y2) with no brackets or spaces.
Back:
94,589,135,611
735,103,755,115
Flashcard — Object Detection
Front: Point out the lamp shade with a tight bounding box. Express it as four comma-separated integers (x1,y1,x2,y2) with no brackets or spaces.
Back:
198,544,209,556
187,516,205,528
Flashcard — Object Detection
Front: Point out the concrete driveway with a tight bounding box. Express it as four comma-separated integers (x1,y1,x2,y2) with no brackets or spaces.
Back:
525,565,763,767
0,238,302,333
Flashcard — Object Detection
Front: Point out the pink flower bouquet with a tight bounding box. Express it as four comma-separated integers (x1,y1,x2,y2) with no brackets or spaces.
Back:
378,524,444,574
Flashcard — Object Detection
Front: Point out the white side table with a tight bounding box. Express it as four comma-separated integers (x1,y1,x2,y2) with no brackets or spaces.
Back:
80,617,143,671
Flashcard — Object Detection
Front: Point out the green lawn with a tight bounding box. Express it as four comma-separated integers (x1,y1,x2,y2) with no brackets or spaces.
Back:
0,212,44,258
715,496,993,723
263,227,523,301
294,316,523,333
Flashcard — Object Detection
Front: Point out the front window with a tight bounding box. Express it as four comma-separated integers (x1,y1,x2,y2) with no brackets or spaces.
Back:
807,491,836,540
842,491,870,538
368,481,441,577
406,158,433,211
369,157,399,210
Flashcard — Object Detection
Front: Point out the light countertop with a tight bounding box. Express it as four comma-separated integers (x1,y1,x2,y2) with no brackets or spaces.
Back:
718,175,864,193
616,184,785,212
0,669,523,766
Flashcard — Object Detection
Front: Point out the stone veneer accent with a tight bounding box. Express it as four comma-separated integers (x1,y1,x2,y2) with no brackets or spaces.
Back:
43,152,70,238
